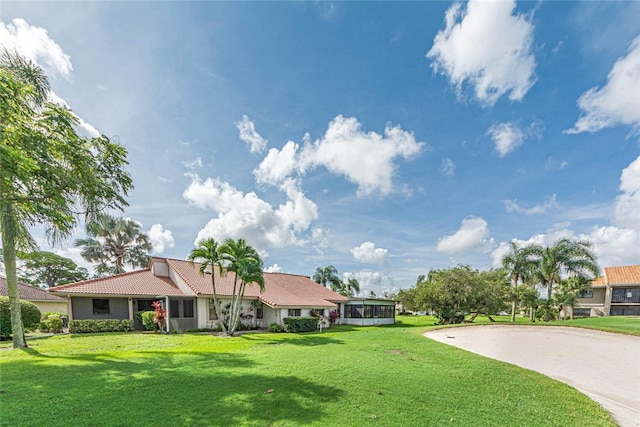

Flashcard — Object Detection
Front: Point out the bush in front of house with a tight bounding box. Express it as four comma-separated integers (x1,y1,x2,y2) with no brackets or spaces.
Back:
141,311,156,331
269,322,283,333
69,319,134,334
0,296,42,339
40,313,64,333
283,317,317,333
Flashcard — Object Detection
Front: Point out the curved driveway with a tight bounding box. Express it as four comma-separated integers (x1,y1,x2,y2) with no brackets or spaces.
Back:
425,326,640,427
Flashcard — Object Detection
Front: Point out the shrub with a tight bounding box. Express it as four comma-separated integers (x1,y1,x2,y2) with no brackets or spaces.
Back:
141,311,156,331
0,296,42,339
40,313,64,333
283,317,317,333
328,310,340,325
269,322,283,333
69,319,134,334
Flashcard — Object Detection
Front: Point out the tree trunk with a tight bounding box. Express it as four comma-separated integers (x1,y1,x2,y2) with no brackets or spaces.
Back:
510,279,517,323
1,213,28,348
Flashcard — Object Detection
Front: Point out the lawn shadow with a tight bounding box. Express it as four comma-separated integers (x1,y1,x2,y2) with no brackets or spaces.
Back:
2,348,343,426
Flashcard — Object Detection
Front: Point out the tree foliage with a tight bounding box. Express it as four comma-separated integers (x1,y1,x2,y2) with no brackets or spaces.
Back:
75,213,152,276
0,50,132,348
313,265,342,290
400,265,508,324
18,251,88,288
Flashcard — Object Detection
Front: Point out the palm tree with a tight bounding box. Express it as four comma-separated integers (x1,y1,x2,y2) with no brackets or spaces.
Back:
530,238,600,321
341,277,360,297
313,265,342,289
187,238,227,335
219,238,264,336
75,214,152,275
502,241,538,322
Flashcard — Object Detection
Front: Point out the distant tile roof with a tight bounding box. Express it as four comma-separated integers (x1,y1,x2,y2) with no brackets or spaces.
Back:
52,257,348,308
162,258,349,308
50,269,184,296
590,276,606,287
604,265,640,286
0,277,65,301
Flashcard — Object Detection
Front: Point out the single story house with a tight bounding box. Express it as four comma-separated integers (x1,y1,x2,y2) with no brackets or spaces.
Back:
0,276,68,314
570,264,640,317
50,257,362,331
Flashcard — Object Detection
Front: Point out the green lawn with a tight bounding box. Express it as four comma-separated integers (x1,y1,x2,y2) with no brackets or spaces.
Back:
0,320,615,427
548,316,640,336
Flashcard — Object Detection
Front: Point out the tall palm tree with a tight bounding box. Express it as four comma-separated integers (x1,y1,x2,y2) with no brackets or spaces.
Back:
313,265,341,289
341,277,360,297
530,238,600,321
75,214,152,275
188,238,227,335
220,238,264,336
502,241,538,323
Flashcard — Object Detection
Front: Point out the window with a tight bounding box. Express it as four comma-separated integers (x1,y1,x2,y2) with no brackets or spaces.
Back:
576,290,593,299
288,309,301,317
345,304,363,318
256,308,263,319
573,308,591,318
92,299,110,315
612,288,640,303
209,300,218,320
170,300,179,318
137,299,155,311
183,300,194,318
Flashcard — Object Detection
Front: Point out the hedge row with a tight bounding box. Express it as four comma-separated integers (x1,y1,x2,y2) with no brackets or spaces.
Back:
69,319,134,334
0,296,41,339
283,317,317,333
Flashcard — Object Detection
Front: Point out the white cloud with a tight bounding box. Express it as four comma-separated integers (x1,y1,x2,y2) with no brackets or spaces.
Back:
183,173,317,250
351,241,389,266
566,36,640,135
236,115,267,154
0,18,72,79
614,155,640,231
437,216,492,254
182,157,202,170
256,115,425,196
254,141,299,186
504,194,559,215
440,158,456,176
427,0,536,106
487,122,524,157
265,264,283,273
47,91,101,138
148,224,175,254
344,270,396,297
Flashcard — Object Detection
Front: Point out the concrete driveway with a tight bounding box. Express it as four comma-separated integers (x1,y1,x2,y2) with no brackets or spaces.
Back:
425,325,640,427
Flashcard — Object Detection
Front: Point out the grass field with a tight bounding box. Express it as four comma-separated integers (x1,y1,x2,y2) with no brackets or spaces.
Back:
0,316,617,427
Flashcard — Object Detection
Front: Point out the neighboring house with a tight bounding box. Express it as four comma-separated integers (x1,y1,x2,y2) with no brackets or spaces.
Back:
49,257,351,331
0,276,67,314
342,297,396,326
571,265,640,317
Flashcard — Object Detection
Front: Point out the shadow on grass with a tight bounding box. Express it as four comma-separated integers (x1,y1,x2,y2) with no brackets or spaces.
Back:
2,348,343,426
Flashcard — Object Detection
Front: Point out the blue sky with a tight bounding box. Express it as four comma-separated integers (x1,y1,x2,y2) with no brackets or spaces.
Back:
2,1,639,296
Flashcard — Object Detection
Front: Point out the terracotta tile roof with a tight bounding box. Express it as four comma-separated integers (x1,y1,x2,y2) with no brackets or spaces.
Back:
158,258,349,307
604,265,640,286
50,269,184,296
590,276,606,287
0,277,65,301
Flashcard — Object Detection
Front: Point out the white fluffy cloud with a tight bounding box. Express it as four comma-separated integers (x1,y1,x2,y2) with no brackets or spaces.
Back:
236,115,267,154
0,18,72,79
344,270,396,297
566,36,640,135
437,216,492,254
427,0,536,106
265,264,283,273
183,174,317,250
148,224,175,254
614,155,640,231
504,194,559,215
487,122,524,157
255,115,425,196
351,242,389,266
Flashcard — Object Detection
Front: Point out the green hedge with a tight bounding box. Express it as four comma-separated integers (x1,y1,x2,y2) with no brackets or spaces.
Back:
0,296,42,339
283,317,317,333
69,319,134,334
40,313,64,333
